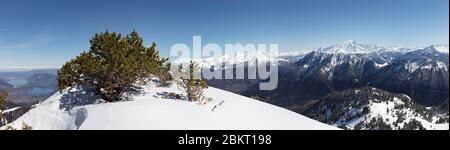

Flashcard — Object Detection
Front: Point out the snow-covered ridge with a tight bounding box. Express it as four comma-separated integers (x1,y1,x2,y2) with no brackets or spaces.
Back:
422,45,450,54
316,40,383,54
342,97,447,130
432,45,449,54
172,51,285,69
315,40,419,54
303,87,449,130
2,80,337,130
170,41,446,70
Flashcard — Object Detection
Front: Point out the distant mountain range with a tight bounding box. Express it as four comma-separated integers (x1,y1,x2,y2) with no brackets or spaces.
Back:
204,41,448,129
316,40,418,54
0,69,57,79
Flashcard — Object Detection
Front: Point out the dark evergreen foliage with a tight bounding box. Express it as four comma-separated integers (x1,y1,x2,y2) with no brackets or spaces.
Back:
402,119,426,130
156,61,173,87
0,90,7,123
57,31,167,102
302,86,442,130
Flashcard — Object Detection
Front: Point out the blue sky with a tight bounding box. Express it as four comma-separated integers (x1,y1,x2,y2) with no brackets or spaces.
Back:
0,0,448,69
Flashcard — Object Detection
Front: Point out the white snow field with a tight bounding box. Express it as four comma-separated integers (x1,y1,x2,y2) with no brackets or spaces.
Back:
2,81,337,130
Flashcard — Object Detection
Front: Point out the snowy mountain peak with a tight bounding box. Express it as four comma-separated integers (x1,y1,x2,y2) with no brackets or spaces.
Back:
172,51,292,69
314,41,420,55
400,45,450,63
427,45,449,54
344,40,357,45
316,40,383,54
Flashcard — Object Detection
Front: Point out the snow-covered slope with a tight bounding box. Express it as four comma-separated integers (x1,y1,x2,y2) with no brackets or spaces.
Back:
2,80,337,130
303,87,449,130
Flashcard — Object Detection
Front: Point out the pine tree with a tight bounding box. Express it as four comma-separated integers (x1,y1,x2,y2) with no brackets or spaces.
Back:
0,90,6,111
176,61,208,101
0,90,8,124
57,30,167,102
157,61,172,87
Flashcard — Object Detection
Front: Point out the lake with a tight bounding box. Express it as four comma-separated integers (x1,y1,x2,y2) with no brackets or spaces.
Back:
6,79,28,87
28,87,54,95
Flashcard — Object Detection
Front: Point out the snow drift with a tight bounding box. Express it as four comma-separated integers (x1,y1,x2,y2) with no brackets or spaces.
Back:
2,80,337,130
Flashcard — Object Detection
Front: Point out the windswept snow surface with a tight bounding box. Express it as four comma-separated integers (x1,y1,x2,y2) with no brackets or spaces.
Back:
2,81,337,130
